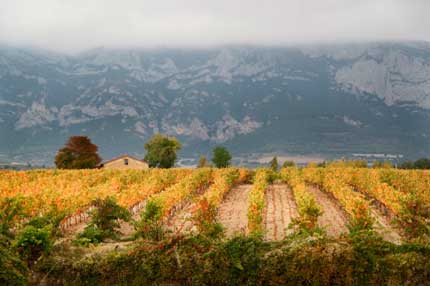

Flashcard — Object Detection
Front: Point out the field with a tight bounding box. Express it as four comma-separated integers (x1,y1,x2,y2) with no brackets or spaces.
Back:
1,166,430,285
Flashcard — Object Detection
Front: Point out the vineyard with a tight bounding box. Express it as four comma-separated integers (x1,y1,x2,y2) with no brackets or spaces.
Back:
0,166,430,239
1,166,430,240
1,166,430,285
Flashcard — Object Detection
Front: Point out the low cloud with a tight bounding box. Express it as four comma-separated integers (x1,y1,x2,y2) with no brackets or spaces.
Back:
0,0,428,53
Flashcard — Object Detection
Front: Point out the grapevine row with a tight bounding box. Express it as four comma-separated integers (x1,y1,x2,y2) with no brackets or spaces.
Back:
247,168,269,234
0,168,191,221
191,168,250,231
303,167,373,230
281,167,322,229
378,168,430,203
60,168,186,229
147,168,213,220
344,168,405,216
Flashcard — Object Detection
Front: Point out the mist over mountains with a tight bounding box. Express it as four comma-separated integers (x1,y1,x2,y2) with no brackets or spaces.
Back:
1,42,430,165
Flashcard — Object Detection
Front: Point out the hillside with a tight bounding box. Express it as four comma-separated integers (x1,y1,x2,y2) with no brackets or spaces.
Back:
1,42,430,165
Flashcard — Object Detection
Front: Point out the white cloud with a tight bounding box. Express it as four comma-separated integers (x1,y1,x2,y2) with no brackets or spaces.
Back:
0,0,429,53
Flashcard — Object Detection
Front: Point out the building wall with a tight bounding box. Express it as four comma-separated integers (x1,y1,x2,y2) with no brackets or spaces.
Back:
103,157,149,170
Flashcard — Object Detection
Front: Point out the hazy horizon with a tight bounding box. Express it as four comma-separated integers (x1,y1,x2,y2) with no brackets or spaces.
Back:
1,0,429,53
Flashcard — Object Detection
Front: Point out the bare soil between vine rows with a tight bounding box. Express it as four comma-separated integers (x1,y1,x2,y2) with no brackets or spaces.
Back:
217,184,251,237
263,184,299,241
307,185,349,237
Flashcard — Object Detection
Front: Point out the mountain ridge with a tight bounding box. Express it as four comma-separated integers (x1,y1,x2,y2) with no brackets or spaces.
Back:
1,42,430,165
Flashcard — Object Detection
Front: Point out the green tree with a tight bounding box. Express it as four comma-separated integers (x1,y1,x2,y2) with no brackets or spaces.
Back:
212,146,232,168
414,158,430,169
372,161,393,169
197,155,209,168
144,134,182,168
282,160,295,168
270,156,279,172
399,161,414,169
55,136,101,169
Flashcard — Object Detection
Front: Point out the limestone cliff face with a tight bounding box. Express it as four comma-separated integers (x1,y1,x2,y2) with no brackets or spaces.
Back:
1,42,430,164
335,45,430,108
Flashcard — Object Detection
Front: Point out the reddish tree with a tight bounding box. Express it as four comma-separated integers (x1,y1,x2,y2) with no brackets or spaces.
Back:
55,136,101,169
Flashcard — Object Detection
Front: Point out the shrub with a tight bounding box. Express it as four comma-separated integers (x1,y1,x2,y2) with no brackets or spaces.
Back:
26,206,66,238
91,197,131,235
396,193,430,241
134,200,165,241
77,197,131,245
197,155,210,168
13,225,53,263
36,231,430,286
192,197,224,238
0,235,28,286
211,235,264,285
75,225,104,246
0,197,26,238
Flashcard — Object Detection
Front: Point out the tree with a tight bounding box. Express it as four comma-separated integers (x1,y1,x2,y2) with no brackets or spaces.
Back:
55,136,101,169
270,156,279,172
212,146,232,168
399,161,414,169
144,134,181,168
283,160,296,168
372,161,393,169
197,155,209,168
414,158,430,169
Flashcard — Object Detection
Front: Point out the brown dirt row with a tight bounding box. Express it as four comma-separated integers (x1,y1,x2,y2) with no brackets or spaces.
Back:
216,184,251,237
263,184,298,241
370,206,402,244
308,185,402,243
166,202,196,235
306,185,349,237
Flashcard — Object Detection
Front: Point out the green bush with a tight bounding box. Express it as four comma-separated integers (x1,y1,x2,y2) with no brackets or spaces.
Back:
0,235,28,286
0,196,27,238
134,200,165,241
191,198,224,238
26,207,66,239
75,225,104,246
76,197,131,245
35,231,430,286
13,225,53,263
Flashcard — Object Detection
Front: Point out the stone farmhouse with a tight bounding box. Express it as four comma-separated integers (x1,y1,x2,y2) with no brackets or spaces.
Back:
99,155,149,170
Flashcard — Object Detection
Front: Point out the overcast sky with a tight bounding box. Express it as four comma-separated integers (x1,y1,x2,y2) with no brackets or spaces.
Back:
0,0,429,53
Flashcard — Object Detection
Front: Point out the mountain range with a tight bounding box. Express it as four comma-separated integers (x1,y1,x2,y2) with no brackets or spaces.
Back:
1,42,430,165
